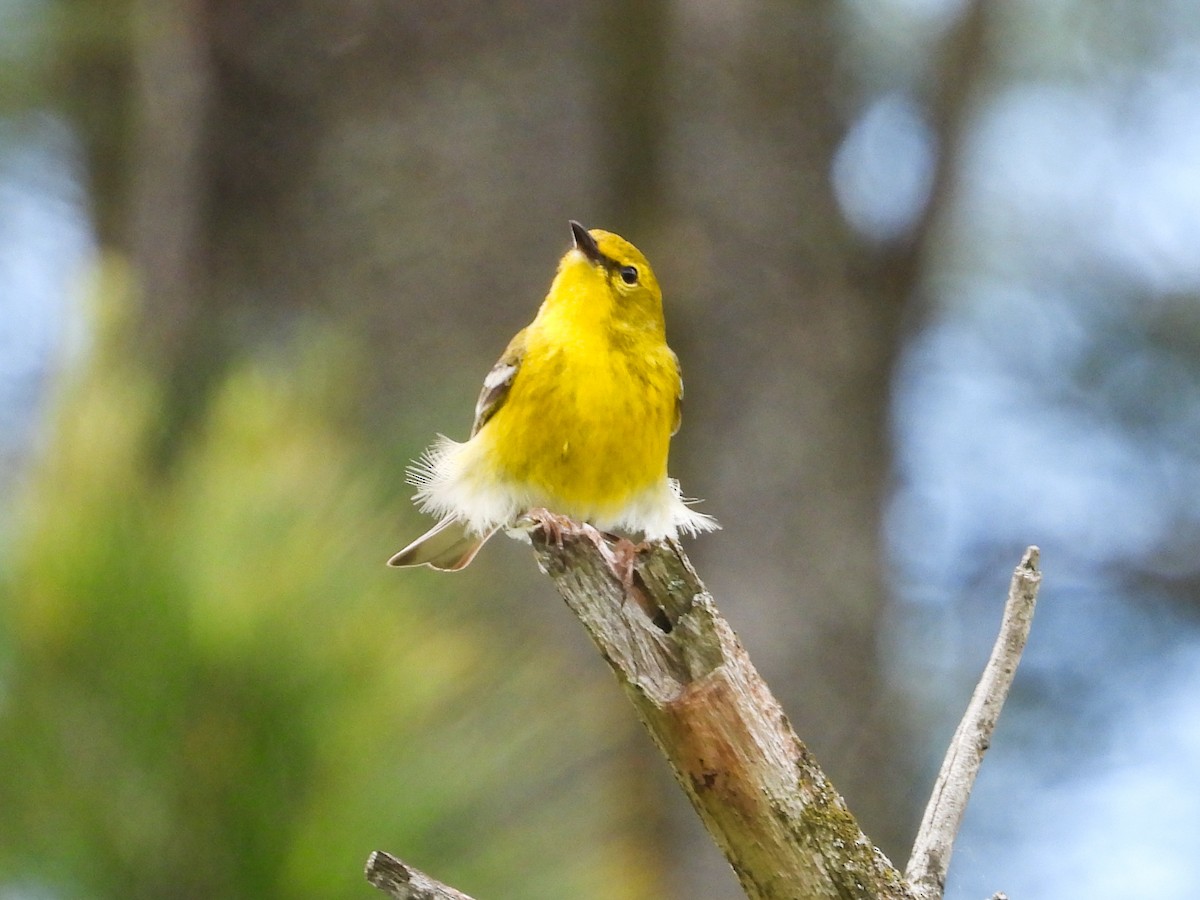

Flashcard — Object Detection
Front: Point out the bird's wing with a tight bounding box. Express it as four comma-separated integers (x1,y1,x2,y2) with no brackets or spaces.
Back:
471,327,527,437
671,350,683,437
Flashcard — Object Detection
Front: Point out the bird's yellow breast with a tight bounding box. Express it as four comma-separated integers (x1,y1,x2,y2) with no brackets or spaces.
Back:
478,309,677,521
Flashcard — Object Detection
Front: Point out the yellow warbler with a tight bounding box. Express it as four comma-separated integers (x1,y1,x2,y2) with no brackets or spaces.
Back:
389,221,718,571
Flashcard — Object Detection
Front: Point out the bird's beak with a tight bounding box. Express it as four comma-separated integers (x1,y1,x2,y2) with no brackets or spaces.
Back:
570,220,604,265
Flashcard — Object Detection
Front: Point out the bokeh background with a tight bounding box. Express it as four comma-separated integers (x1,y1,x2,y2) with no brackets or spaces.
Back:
3,0,1200,897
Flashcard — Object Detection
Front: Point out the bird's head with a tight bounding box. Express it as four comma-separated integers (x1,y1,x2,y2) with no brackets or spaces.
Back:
547,220,665,334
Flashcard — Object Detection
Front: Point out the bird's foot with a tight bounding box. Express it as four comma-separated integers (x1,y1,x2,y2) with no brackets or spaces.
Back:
513,507,576,548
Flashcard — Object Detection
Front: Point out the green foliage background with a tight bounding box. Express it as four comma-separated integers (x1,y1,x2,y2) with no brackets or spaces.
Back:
0,268,656,899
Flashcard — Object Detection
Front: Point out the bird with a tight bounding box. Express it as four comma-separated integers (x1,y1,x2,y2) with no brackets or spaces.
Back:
388,220,718,571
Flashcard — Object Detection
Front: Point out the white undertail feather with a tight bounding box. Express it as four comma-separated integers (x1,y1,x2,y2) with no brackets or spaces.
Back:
407,435,529,536
406,435,719,540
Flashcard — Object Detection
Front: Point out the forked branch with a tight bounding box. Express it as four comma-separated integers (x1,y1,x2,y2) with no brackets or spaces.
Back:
367,536,1042,900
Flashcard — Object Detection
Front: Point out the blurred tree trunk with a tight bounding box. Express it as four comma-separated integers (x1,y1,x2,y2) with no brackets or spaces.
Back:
647,1,960,894
56,0,237,453
128,0,218,453
55,0,136,251
591,0,671,232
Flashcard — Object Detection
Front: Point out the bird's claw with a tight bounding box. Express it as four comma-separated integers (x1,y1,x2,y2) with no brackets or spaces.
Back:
514,507,575,548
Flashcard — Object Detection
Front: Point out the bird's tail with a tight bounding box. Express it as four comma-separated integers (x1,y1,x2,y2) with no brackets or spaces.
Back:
387,517,497,571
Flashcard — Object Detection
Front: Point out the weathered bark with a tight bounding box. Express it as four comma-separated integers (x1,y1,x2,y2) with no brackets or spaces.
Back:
528,530,913,900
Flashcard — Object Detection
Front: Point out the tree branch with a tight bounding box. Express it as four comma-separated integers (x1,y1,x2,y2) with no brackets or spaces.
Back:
366,537,1040,900
365,851,477,900
905,547,1042,899
527,527,914,900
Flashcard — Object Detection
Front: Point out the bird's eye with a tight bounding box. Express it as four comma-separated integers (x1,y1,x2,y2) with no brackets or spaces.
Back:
619,265,639,285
